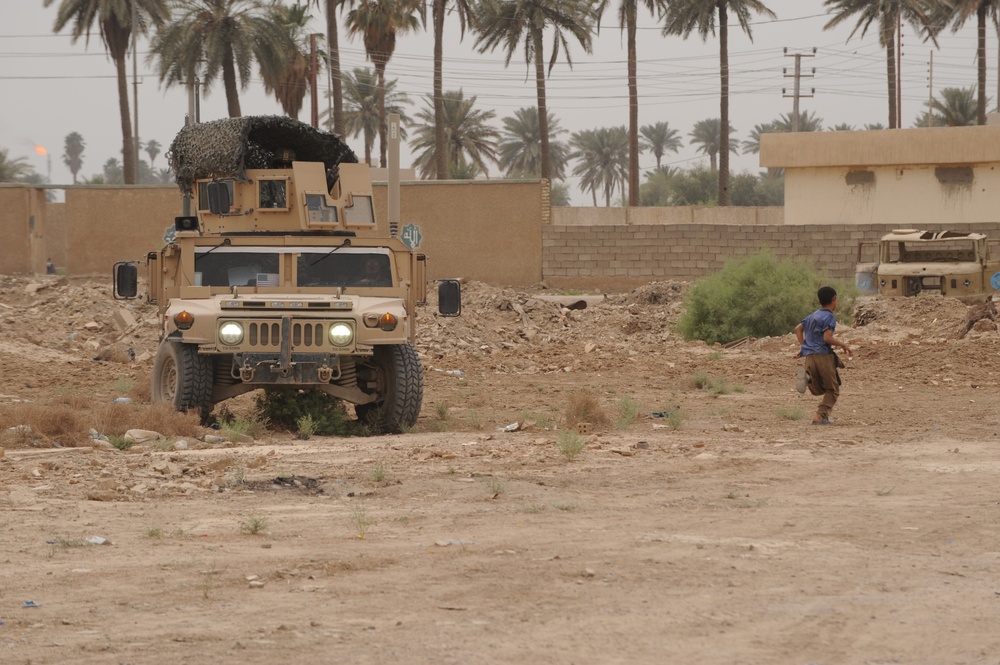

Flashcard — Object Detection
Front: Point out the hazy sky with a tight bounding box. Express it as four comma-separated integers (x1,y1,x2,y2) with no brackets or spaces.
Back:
1,0,993,203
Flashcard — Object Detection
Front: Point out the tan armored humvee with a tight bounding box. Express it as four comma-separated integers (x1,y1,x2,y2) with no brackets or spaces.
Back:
856,229,1000,302
114,116,460,431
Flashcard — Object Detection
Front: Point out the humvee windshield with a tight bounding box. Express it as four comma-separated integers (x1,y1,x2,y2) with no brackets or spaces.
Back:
193,246,392,288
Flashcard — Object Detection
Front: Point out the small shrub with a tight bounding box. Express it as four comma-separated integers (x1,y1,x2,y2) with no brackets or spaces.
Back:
665,410,684,430
295,414,316,439
615,395,640,429
677,249,857,345
109,434,133,450
351,503,373,539
369,463,387,483
239,516,268,535
557,430,586,461
707,351,724,361
776,406,803,420
255,388,349,436
564,390,610,428
519,410,554,429
487,476,507,495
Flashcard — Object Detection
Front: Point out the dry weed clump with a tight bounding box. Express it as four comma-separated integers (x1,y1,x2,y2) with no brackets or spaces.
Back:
93,401,202,439
0,401,90,447
563,390,610,428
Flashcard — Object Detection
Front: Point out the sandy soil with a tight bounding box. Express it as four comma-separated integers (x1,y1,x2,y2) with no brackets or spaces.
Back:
2,276,1000,664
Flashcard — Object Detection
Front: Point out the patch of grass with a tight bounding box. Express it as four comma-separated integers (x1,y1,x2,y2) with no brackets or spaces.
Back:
145,528,163,539
238,516,268,535
563,390,610,428
519,410,555,429
465,409,483,431
732,385,745,393
487,476,506,496
350,502,373,539
738,498,769,509
692,372,730,397
776,406,804,421
221,415,268,443
615,395,640,429
552,503,577,512
112,377,134,395
255,388,347,436
295,414,316,439
369,463,388,483
665,410,685,430
557,430,586,461
435,402,450,421
522,504,546,514
707,351,724,361
109,434,133,450
875,487,894,496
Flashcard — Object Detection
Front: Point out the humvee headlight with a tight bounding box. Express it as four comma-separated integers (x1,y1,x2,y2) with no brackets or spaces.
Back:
174,310,194,330
379,313,398,331
329,322,354,347
219,321,244,345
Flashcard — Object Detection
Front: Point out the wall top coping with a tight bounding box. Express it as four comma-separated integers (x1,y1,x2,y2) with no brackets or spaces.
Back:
760,125,1000,169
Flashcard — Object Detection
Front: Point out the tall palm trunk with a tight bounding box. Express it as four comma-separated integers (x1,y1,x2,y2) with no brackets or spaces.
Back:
326,0,345,135
883,21,897,129
433,0,448,179
222,44,242,117
626,2,639,206
977,3,987,124
376,62,388,167
532,30,551,182
717,0,730,206
104,21,135,184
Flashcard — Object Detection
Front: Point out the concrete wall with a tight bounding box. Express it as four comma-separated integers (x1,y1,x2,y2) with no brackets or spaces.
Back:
0,186,42,274
541,221,1000,291
551,206,784,226
761,125,1000,226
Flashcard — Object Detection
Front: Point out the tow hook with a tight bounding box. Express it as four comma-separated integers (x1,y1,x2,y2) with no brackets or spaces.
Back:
240,365,255,382
317,366,333,382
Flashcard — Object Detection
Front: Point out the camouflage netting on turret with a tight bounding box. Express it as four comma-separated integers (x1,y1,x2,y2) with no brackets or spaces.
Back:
167,115,359,196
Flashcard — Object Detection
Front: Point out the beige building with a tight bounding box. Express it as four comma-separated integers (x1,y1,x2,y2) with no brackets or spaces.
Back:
760,125,1000,226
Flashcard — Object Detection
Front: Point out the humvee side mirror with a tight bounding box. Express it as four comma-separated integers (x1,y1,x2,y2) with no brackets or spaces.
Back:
207,181,232,214
113,262,138,300
438,279,461,317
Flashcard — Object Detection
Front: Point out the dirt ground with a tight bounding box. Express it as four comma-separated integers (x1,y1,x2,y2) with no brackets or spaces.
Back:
3,275,1000,664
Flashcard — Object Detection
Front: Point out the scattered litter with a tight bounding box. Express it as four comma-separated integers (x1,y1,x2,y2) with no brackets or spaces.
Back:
444,369,465,376
648,408,678,419
85,536,111,546
22,600,41,608
111,397,131,404
434,539,474,547
498,422,519,432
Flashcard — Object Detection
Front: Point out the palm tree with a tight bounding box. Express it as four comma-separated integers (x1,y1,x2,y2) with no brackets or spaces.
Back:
346,0,423,168
313,0,349,136
45,0,170,185
639,121,682,169
261,2,316,120
596,0,664,206
772,110,824,132
474,0,597,182
938,0,1000,125
63,132,86,184
149,0,293,119
823,0,936,130
337,67,411,166
741,121,775,155
570,126,628,207
661,0,775,206
102,157,124,184
864,122,886,130
497,107,569,179
830,123,856,131
410,90,500,179
0,149,35,182
689,118,738,171
144,138,160,167
432,0,478,180
914,86,980,127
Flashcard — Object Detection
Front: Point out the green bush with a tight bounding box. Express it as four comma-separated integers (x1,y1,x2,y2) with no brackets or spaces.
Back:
255,388,352,436
677,249,855,345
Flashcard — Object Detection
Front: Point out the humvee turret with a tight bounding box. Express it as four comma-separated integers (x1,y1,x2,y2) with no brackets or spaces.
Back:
114,116,460,431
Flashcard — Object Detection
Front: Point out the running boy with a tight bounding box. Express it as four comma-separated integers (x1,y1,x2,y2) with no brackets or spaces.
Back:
794,286,853,425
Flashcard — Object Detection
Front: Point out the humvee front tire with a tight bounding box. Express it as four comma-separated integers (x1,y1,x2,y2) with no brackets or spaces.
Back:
151,340,213,416
356,343,423,433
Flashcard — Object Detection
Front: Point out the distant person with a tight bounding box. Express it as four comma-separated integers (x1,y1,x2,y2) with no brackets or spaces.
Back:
793,286,853,425
357,256,389,286
46,258,55,275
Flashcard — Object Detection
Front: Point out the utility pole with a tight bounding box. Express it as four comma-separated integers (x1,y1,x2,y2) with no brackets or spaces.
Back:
897,13,903,127
927,50,933,128
131,3,140,183
782,48,816,132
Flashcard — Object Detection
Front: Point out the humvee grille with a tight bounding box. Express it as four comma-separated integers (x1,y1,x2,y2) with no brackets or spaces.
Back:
246,321,329,349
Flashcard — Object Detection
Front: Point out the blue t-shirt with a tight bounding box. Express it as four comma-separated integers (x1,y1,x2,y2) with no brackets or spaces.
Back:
800,308,836,356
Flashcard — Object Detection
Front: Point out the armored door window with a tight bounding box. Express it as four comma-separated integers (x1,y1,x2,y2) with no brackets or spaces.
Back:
259,180,288,209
